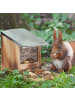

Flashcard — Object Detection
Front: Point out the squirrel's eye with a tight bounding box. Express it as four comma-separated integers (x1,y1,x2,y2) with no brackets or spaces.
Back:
58,45,62,49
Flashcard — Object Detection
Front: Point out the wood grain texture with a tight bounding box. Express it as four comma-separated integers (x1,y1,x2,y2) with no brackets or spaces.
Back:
1,34,20,70
1,34,41,72
37,47,41,66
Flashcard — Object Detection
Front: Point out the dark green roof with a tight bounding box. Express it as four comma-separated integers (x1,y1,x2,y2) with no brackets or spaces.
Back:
1,28,48,47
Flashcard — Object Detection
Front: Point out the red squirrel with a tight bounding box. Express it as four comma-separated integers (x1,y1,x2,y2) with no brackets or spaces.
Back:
50,30,75,72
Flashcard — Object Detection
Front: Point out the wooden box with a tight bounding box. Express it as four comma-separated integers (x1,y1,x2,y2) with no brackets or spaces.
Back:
1,29,47,72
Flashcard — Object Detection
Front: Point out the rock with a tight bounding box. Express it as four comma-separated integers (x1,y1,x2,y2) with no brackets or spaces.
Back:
23,75,28,79
44,75,54,80
49,76,54,80
41,65,49,71
42,71,51,76
35,69,43,75
29,72,37,78
41,63,52,71
43,71,51,74
42,71,54,80
30,77,45,81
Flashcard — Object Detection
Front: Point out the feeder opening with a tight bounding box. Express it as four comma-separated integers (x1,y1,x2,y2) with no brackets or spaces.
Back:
20,47,38,64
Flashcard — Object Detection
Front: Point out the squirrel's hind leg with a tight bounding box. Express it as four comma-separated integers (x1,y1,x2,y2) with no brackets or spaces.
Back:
63,56,72,71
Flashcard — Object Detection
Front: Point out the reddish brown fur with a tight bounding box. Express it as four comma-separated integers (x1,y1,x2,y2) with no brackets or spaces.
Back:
51,30,75,72
51,40,67,60
53,30,57,40
69,41,75,65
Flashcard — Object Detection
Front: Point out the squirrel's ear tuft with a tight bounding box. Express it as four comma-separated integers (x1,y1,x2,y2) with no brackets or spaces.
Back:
53,30,57,40
58,30,62,41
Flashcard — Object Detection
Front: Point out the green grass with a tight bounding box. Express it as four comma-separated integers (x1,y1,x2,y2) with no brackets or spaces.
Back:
0,62,75,88
0,54,75,88
0,68,75,88
41,57,51,64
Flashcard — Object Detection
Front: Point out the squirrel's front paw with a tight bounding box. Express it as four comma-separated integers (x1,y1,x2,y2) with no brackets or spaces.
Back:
50,66,56,70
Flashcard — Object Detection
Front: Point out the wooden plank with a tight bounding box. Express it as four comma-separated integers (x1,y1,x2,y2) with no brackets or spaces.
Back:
1,34,4,68
37,47,41,66
1,34,20,70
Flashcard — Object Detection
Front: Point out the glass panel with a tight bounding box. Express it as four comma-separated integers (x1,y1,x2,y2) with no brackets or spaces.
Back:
20,47,38,64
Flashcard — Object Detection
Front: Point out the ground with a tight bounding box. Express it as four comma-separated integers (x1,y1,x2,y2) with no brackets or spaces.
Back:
0,57,75,88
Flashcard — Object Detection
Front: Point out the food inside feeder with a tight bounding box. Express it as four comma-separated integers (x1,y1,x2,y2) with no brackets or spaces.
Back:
20,47,38,64
24,60,29,64
23,58,36,64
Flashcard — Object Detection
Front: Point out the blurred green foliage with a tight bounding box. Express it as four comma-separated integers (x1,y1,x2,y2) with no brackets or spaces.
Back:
32,29,75,56
22,13,75,30
0,13,75,56
22,13,41,29
1,13,75,56
0,67,75,88
28,13,75,56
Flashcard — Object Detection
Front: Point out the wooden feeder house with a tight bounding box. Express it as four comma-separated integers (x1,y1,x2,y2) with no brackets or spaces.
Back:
1,28,48,71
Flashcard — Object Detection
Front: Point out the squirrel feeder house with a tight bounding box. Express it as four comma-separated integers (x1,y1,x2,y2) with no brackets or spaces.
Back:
1,28,48,71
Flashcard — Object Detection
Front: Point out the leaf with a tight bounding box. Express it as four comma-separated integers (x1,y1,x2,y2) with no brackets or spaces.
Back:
23,70,29,76
12,70,19,75
0,71,5,75
3,68,9,72
14,74,23,80
36,18,41,22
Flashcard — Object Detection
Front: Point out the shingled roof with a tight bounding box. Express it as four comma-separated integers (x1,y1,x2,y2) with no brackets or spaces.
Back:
1,28,48,47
